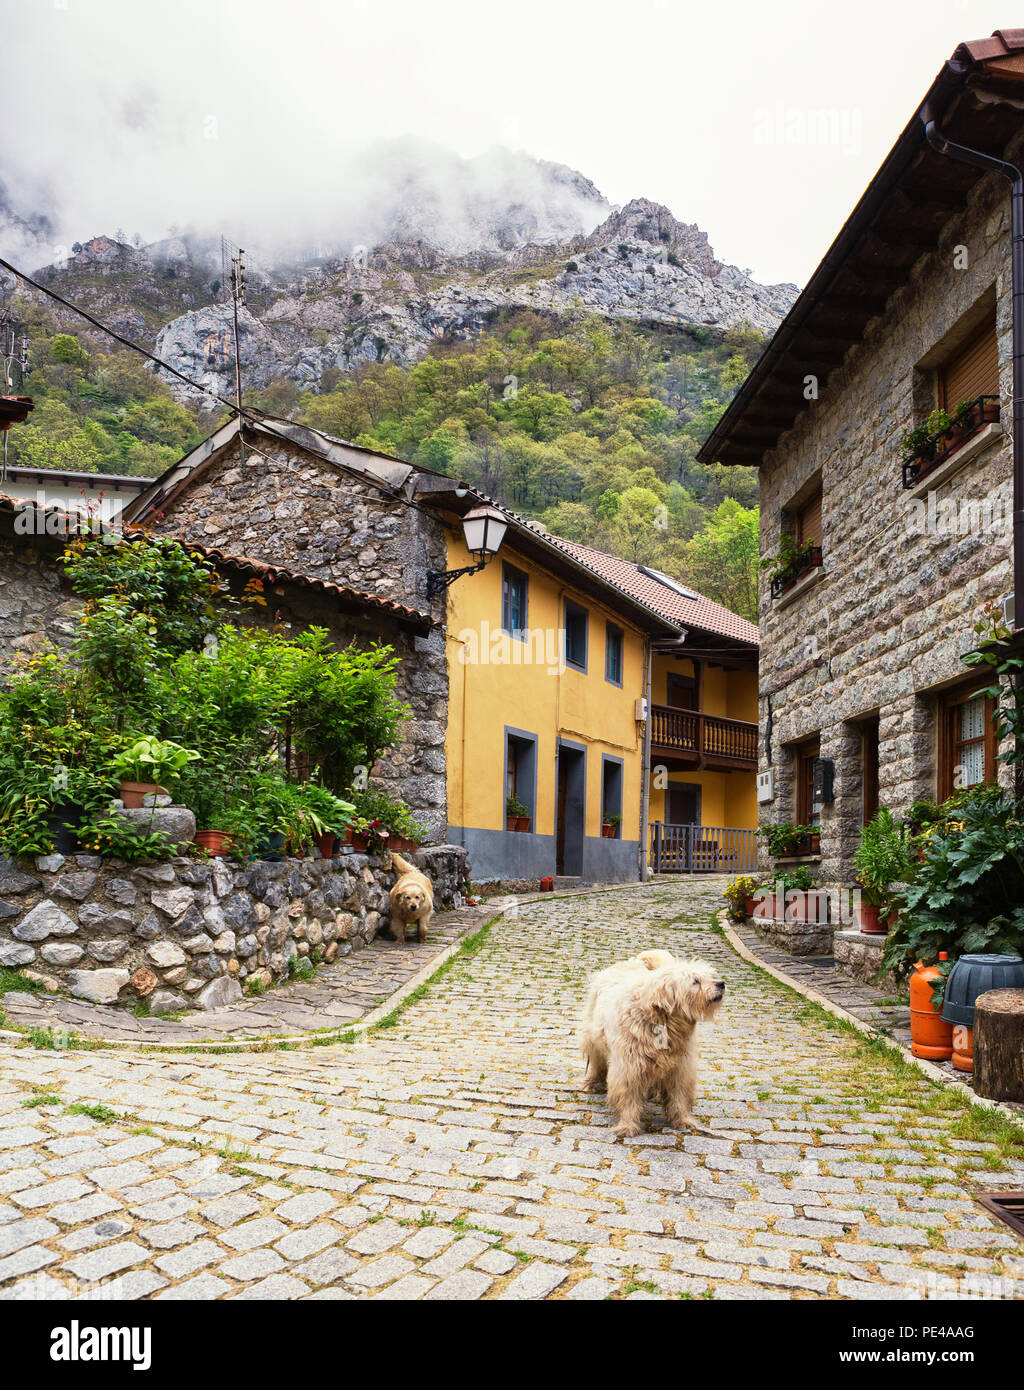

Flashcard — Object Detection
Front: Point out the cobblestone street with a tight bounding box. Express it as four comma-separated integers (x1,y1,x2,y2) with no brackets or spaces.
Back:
1,879,1022,1302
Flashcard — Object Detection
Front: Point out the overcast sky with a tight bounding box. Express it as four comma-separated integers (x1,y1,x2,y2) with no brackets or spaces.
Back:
2,0,1016,285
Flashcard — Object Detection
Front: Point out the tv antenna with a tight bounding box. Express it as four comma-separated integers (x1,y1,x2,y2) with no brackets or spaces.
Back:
222,236,248,465
0,311,29,483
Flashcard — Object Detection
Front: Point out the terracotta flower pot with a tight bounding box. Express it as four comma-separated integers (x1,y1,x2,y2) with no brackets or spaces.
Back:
506,815,518,831
120,780,168,809
345,829,370,852
743,894,756,917
601,823,614,838
516,817,530,834
314,830,338,859
194,829,233,856
857,903,893,935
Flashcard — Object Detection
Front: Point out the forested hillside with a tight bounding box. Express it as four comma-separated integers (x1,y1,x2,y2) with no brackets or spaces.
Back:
4,300,760,619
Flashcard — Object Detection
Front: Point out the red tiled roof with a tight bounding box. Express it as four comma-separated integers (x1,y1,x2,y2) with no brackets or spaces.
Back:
545,535,759,646
0,494,434,633
956,29,1024,62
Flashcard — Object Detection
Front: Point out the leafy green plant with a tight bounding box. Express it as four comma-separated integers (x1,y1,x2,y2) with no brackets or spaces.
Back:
758,822,815,856
76,810,181,862
111,736,199,787
350,784,426,844
854,809,916,912
881,786,1024,990
722,874,762,919
760,534,819,587
506,796,528,818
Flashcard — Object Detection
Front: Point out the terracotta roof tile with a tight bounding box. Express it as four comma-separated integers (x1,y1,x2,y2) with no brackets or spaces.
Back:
543,535,759,645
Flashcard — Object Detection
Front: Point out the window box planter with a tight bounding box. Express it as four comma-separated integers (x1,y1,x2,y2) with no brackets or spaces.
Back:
777,832,820,858
901,395,1000,489
769,546,822,600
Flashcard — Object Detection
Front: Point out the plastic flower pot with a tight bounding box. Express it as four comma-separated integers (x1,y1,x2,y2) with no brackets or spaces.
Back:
742,894,756,916
194,830,233,856
46,802,85,855
255,831,286,860
314,830,338,859
910,955,954,1060
120,780,168,809
540,876,554,891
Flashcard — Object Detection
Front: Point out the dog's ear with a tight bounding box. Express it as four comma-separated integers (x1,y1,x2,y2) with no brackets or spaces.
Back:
648,971,683,1015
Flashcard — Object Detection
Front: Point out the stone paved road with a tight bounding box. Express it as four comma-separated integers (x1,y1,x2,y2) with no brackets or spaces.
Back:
1,880,1023,1301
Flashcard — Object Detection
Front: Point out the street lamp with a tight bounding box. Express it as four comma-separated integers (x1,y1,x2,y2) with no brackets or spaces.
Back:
426,504,508,598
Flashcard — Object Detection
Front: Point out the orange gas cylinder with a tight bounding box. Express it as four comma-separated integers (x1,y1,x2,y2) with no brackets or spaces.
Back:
951,1023,973,1072
910,954,954,1060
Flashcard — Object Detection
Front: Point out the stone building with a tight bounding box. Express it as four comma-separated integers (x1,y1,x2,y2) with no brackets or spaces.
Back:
0,490,437,828
122,415,450,839
698,31,1024,905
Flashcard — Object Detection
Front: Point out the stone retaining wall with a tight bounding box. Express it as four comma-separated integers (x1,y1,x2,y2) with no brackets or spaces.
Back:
0,845,469,1015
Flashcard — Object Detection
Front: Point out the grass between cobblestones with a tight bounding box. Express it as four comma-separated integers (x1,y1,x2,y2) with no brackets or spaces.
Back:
1,882,1023,1302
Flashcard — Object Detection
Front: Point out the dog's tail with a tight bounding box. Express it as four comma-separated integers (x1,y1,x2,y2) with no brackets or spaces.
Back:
389,851,416,877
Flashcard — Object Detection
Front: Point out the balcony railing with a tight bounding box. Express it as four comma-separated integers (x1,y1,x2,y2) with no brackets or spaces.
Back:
649,705,758,768
650,822,758,874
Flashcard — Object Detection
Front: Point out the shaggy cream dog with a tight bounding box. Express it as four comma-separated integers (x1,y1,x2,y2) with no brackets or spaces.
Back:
579,950,725,1139
388,852,434,943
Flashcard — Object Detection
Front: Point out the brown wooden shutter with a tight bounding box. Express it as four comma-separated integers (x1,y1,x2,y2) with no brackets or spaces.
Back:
939,318,999,410
797,490,823,547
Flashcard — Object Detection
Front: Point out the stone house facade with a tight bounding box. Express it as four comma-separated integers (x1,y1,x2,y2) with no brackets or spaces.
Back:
122,417,450,840
698,33,1024,906
0,491,440,834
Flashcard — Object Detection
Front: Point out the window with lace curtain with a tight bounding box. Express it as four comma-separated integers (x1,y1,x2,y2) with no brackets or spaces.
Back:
938,683,996,800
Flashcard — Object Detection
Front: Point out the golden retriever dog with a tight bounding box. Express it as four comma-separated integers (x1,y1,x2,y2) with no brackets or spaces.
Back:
388,852,434,944
579,951,725,1139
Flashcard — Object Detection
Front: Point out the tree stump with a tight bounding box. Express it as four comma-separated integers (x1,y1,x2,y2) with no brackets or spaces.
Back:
973,989,1024,1102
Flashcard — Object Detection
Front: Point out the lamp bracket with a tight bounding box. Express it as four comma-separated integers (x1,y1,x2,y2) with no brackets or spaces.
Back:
425,557,487,598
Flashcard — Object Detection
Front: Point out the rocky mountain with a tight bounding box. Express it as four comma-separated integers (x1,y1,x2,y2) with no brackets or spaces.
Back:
23,157,798,404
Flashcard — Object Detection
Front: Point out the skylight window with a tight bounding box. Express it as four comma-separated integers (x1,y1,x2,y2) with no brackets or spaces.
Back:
638,565,698,600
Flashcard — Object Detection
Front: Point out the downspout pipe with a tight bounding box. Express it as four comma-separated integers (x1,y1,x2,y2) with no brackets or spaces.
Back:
923,118,1024,625
639,635,653,883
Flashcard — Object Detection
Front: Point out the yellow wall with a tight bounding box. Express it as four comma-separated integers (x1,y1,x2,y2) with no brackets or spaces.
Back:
445,529,647,842
648,652,758,831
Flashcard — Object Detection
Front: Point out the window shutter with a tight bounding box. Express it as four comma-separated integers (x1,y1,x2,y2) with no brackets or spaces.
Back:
939,318,999,410
797,491,823,547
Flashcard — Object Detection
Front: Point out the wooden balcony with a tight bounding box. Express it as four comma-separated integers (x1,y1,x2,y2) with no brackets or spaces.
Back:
650,704,758,771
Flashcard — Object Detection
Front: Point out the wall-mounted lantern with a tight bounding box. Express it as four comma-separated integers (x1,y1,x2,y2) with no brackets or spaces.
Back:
426,505,508,598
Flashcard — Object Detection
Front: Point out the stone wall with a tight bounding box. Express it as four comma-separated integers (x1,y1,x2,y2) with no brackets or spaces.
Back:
0,844,469,1014
756,131,1022,897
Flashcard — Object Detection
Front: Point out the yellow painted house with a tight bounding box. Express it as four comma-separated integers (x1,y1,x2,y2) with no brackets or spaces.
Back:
422,486,760,887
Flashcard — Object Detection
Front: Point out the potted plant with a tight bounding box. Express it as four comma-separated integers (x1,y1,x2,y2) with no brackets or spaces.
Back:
506,795,528,832
900,399,1001,486
776,865,819,923
111,736,199,808
854,808,915,934
758,821,817,858
723,874,762,921
761,535,822,597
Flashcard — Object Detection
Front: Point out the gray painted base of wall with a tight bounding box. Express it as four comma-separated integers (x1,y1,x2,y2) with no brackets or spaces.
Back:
448,826,640,886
